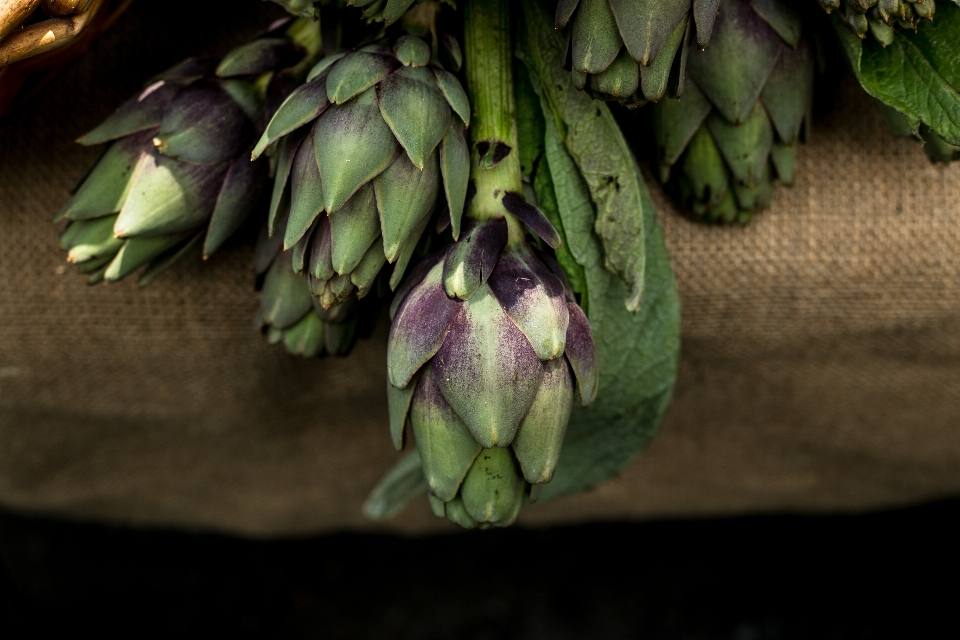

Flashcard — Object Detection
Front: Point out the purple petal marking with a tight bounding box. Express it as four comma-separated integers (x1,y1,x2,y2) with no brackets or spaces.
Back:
477,218,509,282
433,283,544,448
389,248,448,320
113,152,229,237
387,262,461,389
539,251,576,302
156,80,254,163
564,301,598,406
501,191,562,249
78,81,184,145
488,243,569,361
442,217,508,300
308,215,334,282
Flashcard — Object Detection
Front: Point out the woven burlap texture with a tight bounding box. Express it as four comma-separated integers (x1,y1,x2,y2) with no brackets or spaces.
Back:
1,2,959,536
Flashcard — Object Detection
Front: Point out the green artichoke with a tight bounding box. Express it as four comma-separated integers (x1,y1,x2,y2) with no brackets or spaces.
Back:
252,32,470,309
253,218,374,357
57,21,314,285
387,207,598,528
555,0,722,106
818,0,937,45
652,0,814,224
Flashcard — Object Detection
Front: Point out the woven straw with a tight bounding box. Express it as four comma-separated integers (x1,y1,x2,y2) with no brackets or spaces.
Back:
1,1,958,535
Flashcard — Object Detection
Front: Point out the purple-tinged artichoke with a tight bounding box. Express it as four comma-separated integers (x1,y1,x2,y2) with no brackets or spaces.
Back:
252,208,379,358
386,214,598,528
55,20,315,285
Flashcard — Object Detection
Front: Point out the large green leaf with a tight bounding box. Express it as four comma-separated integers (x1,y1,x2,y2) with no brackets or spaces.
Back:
519,0,648,314
834,3,960,146
516,51,680,503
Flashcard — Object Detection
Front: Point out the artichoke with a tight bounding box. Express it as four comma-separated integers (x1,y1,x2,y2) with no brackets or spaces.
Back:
555,0,722,106
387,208,598,528
56,21,315,284
652,0,814,224
253,219,374,357
818,0,937,45
252,32,470,309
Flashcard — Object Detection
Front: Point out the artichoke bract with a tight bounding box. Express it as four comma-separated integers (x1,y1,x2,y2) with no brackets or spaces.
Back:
818,0,937,45
652,0,814,224
555,0,722,106
387,217,598,528
253,218,373,357
56,21,313,285
252,32,470,309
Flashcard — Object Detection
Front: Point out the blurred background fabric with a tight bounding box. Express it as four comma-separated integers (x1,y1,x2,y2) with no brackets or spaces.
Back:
1,0,958,537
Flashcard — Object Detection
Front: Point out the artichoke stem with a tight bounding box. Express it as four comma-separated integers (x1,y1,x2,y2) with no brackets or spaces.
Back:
463,0,524,245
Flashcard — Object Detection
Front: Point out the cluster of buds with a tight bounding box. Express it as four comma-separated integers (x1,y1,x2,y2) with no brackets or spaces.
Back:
819,0,937,44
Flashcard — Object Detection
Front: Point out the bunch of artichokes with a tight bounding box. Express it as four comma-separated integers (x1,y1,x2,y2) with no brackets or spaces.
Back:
51,0,960,530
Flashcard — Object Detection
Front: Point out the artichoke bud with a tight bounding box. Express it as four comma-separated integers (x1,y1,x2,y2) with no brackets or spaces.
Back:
56,25,313,284
557,0,719,105
386,202,599,528
652,0,814,224
255,32,471,308
253,220,374,358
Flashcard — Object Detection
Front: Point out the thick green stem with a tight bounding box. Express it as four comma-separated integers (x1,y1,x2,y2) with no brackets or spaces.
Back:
463,0,525,241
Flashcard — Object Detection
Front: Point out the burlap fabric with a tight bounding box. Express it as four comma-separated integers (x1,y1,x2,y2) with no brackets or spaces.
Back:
1,1,958,536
